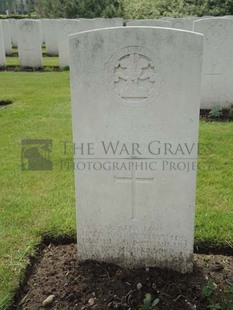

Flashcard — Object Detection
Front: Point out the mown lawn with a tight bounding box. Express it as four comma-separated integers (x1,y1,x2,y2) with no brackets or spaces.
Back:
6,56,59,67
7,47,59,67
0,71,232,310
0,71,75,309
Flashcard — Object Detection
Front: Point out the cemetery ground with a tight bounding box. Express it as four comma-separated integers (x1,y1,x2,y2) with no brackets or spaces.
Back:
0,71,232,309
4,47,60,70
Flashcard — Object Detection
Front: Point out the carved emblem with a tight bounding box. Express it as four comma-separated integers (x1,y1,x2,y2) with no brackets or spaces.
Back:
22,22,32,34
64,23,75,35
172,21,185,29
114,53,156,99
105,46,164,107
206,21,227,45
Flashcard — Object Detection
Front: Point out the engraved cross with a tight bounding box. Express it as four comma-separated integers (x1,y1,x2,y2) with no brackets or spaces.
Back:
115,167,154,220
206,62,224,90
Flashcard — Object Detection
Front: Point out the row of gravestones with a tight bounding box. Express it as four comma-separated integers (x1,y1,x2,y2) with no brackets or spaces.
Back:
128,17,233,109
0,17,233,108
0,18,123,65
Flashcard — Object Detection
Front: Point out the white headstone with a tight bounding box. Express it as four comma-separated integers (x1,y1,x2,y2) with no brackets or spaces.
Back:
127,19,172,27
41,19,59,55
8,19,18,47
2,20,12,55
17,20,43,68
0,22,6,67
39,19,46,45
159,17,175,20
57,19,81,68
171,18,195,31
70,27,203,273
58,18,123,68
92,17,123,28
194,18,233,108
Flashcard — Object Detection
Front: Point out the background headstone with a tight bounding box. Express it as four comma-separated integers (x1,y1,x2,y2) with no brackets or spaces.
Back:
8,19,18,47
194,18,233,108
159,17,175,20
57,19,81,68
42,19,59,56
127,19,172,27
2,20,12,55
171,17,196,31
70,27,203,273
92,17,123,28
39,19,46,45
58,18,123,68
0,22,6,67
17,19,43,68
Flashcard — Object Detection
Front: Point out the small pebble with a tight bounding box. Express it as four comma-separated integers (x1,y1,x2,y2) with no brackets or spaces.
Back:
137,283,142,290
88,297,95,306
42,295,55,307
185,300,196,310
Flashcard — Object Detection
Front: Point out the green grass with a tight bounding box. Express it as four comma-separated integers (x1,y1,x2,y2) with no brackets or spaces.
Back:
11,46,49,55
6,47,59,67
6,56,59,67
0,71,75,309
7,47,59,67
0,71,232,309
196,121,233,246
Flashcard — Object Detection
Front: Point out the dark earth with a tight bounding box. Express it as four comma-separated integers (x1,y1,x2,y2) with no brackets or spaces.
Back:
11,243,233,310
0,100,13,107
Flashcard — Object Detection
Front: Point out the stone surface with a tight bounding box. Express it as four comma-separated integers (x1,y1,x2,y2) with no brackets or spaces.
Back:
70,27,203,273
0,22,6,67
42,295,55,307
41,19,59,55
127,19,172,27
92,17,123,29
2,20,12,55
17,19,43,68
58,18,123,67
171,18,197,31
57,19,81,68
159,17,175,20
39,19,46,44
8,19,18,47
194,18,233,108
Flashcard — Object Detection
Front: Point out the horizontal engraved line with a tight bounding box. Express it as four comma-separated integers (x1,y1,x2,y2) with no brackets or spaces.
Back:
69,158,199,160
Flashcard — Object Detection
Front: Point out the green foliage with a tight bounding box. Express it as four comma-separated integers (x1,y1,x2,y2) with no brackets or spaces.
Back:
0,0,17,13
0,14,34,19
200,0,233,16
209,106,223,119
122,0,233,19
0,0,36,15
228,105,233,118
123,0,160,19
2,0,233,18
43,66,53,72
35,0,123,18
140,293,160,310
202,280,233,310
61,66,70,71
